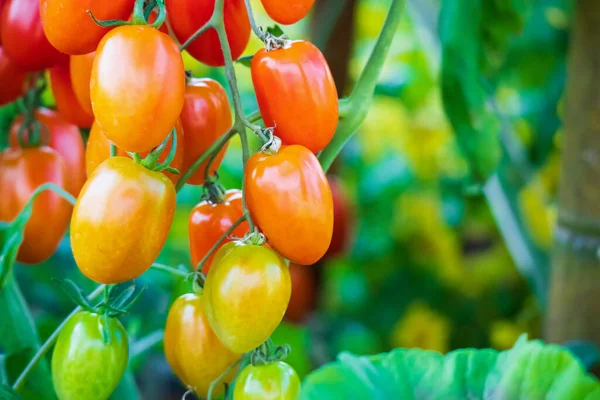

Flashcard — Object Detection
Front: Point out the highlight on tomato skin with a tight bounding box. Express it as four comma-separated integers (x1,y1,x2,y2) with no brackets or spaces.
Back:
260,0,316,25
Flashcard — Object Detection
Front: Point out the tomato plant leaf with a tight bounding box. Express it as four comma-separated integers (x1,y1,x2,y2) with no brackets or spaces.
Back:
0,384,21,400
236,55,253,68
266,25,285,37
110,285,136,310
564,340,600,371
52,279,95,311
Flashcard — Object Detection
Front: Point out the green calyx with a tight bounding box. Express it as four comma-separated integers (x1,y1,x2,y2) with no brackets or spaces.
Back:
240,227,267,246
128,128,180,173
87,0,166,29
251,339,291,366
186,271,206,293
201,175,227,205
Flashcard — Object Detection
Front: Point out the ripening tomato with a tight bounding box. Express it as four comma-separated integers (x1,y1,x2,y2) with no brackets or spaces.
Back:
40,0,134,55
91,25,185,153
1,0,67,71
165,293,241,397
252,41,338,153
70,52,95,115
85,120,185,184
52,311,128,400
49,62,94,128
10,108,86,196
233,361,301,400
166,0,250,66
188,189,249,272
71,156,176,283
0,147,71,264
180,78,232,185
204,242,291,353
326,176,354,258
260,0,315,25
0,45,26,105
285,263,316,323
245,145,333,265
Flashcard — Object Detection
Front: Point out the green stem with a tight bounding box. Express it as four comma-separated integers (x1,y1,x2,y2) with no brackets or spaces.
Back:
196,216,246,271
150,263,188,278
207,357,243,400
243,0,267,41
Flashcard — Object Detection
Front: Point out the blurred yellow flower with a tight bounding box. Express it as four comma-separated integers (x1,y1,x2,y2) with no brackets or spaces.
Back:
390,301,450,353
490,320,525,350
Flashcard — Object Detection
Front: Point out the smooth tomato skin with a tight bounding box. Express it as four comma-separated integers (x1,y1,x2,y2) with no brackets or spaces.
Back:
49,62,94,128
70,52,95,115
164,293,241,397
326,176,354,258
91,25,185,153
0,147,71,264
85,120,185,184
180,78,232,185
188,190,249,272
203,242,291,353
251,41,338,153
1,0,67,71
245,145,333,265
260,0,315,25
70,156,176,284
40,0,134,55
10,108,86,196
0,45,26,105
166,0,250,66
52,311,128,400
233,362,301,400
285,263,316,323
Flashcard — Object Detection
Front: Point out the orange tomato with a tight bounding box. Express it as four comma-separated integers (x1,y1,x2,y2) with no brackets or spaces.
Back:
91,25,185,153
49,61,94,128
180,78,232,185
70,52,95,115
260,0,315,25
0,45,26,105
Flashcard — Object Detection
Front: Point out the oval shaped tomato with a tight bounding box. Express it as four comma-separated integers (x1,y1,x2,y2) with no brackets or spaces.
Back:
166,0,250,66
71,156,176,283
49,62,94,128
0,147,71,264
85,120,185,184
245,145,333,265
10,108,86,196
165,293,241,397
52,311,128,400
203,242,291,353
260,0,315,25
188,189,249,272
40,0,134,55
70,52,95,115
233,361,301,400
326,176,354,258
0,45,26,105
91,25,185,153
1,0,67,71
252,41,338,153
180,78,232,185
285,263,316,323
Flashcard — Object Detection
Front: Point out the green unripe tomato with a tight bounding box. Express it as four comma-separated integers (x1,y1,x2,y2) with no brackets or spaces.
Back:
233,361,301,400
52,311,129,400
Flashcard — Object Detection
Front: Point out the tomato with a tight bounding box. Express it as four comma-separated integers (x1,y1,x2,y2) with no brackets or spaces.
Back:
233,361,301,400
40,0,134,55
91,25,185,153
10,108,86,196
0,147,71,264
245,145,333,265
251,41,338,153
260,0,315,25
203,242,291,353
0,45,26,105
164,293,241,397
326,176,354,258
0,0,67,71
49,62,94,128
188,190,249,272
180,78,232,185
70,52,95,115
85,120,185,184
166,0,250,66
52,311,128,400
71,156,176,283
285,263,316,323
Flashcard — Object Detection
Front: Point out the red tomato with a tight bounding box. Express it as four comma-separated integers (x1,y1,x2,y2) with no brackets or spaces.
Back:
285,263,316,323
40,0,134,55
70,52,95,115
260,0,315,25
49,62,94,128
91,25,185,153
0,147,71,264
0,45,26,105
245,145,333,265
166,0,250,66
180,78,232,185
252,40,338,153
326,176,354,258
10,108,86,196
1,0,67,71
188,189,249,273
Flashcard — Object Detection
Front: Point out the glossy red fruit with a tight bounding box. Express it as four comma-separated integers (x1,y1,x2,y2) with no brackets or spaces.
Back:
49,62,94,128
285,263,316,323
260,0,315,25
326,176,354,258
0,45,26,105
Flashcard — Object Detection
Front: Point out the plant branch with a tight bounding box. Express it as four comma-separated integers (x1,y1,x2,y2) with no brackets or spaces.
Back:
207,357,243,400
243,0,267,41
196,216,246,271
179,21,213,52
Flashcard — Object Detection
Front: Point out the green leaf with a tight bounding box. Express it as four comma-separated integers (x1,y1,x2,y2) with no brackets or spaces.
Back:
0,384,22,400
236,55,253,67
266,25,285,37
52,279,95,311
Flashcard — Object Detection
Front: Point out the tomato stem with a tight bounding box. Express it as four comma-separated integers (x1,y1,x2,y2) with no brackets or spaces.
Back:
243,0,268,42
195,216,246,271
207,357,244,400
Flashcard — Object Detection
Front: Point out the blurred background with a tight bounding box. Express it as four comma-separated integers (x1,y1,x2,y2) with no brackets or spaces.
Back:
1,0,572,398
